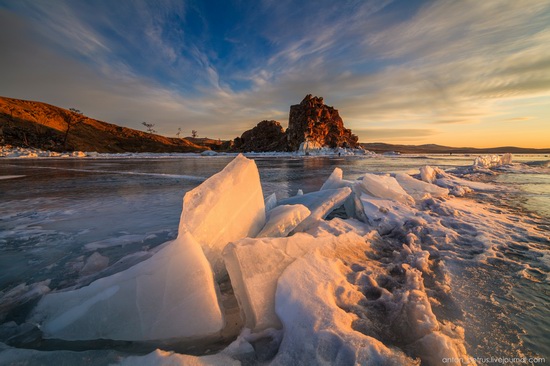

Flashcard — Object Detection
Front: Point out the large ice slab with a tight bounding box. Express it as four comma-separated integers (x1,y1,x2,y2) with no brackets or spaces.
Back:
394,173,449,200
30,231,224,341
257,204,311,238
179,154,265,277
277,187,352,232
222,232,364,331
358,173,415,205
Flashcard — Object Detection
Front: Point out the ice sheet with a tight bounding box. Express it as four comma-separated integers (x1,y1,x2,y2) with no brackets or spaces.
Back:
30,231,224,341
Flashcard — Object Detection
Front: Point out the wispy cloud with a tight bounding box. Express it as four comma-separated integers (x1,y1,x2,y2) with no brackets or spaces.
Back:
503,117,532,122
1,0,549,146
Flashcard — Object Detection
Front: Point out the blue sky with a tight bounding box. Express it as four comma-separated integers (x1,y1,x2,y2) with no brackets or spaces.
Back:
1,0,549,147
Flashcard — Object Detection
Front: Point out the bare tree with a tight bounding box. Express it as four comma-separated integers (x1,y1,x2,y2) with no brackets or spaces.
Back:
62,108,84,148
191,130,198,138
142,121,156,134
176,127,182,138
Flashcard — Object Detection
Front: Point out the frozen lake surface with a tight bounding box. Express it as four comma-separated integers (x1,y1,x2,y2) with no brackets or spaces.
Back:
0,154,548,364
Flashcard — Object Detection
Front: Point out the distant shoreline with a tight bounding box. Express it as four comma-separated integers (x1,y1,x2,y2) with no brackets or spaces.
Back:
361,142,550,154
2,144,549,160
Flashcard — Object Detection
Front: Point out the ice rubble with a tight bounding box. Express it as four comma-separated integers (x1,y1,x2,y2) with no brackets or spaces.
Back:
220,163,481,364
0,144,373,159
27,154,266,342
20,154,515,364
179,154,266,278
473,153,512,168
360,194,417,232
320,167,366,220
30,231,224,341
0,145,88,158
420,165,498,196
296,140,368,156
276,187,352,232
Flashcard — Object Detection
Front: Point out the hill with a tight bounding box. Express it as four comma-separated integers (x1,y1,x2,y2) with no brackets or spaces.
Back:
361,142,550,154
0,96,206,153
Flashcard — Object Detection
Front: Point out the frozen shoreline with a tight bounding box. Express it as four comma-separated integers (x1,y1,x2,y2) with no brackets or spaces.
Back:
0,145,375,159
1,153,549,364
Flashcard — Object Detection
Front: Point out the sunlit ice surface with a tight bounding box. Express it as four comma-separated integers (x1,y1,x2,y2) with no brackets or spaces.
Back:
0,154,548,364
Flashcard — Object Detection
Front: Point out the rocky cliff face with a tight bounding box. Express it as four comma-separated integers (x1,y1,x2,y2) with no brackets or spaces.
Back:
235,95,359,152
286,94,358,151
234,120,286,152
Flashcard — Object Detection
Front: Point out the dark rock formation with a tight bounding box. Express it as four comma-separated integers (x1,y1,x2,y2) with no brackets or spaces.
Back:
233,95,359,152
286,94,358,151
234,120,287,152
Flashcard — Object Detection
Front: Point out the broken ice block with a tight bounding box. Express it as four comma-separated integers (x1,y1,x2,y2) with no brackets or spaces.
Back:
30,231,224,341
320,168,364,220
358,173,415,205
277,187,352,232
223,232,363,331
179,154,266,277
394,173,449,200
320,167,354,191
257,204,311,238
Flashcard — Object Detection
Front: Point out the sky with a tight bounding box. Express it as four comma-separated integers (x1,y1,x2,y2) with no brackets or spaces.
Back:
0,0,549,148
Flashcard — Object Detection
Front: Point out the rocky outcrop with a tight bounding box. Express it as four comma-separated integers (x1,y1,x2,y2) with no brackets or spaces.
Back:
234,95,359,152
286,94,358,151
234,120,287,152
